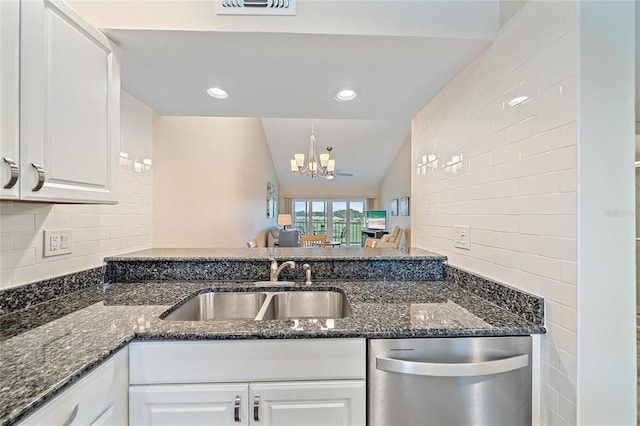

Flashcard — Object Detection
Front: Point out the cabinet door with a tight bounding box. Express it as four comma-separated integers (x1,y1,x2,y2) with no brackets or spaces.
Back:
0,0,20,199
250,381,365,426
129,383,250,426
19,0,119,203
18,348,128,426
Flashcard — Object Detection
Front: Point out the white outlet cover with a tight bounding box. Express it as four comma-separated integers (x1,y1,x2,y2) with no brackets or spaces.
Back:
454,225,470,250
44,229,73,257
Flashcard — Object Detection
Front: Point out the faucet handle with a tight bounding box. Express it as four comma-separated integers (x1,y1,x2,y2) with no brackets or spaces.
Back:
303,263,312,285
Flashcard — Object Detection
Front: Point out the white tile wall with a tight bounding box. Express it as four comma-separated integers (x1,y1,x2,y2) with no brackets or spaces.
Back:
0,92,153,289
411,1,577,424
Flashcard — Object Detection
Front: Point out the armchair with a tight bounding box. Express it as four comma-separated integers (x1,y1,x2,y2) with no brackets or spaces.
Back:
366,225,403,248
267,227,280,247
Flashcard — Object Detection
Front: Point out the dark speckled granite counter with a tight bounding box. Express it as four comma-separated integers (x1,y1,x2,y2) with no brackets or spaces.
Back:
0,248,545,425
104,247,447,283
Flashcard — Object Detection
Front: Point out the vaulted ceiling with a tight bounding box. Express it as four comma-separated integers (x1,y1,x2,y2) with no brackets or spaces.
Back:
68,1,638,187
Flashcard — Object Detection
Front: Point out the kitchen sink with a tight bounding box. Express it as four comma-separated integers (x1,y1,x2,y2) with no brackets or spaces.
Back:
162,292,268,321
162,290,351,321
253,281,295,286
261,291,351,320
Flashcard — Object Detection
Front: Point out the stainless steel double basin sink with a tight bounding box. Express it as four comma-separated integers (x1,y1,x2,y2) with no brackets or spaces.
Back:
162,289,351,322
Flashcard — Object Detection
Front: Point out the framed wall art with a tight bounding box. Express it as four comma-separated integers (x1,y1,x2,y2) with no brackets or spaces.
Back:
266,181,277,219
390,199,398,216
400,197,409,216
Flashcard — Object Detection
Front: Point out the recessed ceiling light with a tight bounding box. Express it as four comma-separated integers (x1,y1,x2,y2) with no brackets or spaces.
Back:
207,87,228,99
507,96,529,108
335,89,357,102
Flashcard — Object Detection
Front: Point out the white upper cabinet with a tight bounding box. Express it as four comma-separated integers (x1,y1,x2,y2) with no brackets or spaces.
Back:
1,0,119,203
0,0,20,199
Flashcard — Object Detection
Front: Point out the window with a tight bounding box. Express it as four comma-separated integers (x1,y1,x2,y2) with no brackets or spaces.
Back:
293,199,365,245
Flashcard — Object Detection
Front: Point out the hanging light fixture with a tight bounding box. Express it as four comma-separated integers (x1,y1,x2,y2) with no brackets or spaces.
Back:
290,120,336,179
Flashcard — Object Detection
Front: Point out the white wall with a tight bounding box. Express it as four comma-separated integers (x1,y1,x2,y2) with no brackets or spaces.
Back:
412,2,578,424
379,135,411,248
279,185,379,214
0,91,153,289
153,116,278,247
575,2,636,423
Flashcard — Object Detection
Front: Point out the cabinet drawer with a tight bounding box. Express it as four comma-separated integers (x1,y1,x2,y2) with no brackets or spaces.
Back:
19,348,128,426
130,339,366,384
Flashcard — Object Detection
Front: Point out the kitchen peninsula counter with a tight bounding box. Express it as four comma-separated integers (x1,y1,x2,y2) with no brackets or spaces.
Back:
0,248,544,425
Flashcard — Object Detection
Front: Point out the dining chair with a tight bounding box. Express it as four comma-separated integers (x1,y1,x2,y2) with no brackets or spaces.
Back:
246,239,258,248
364,238,377,248
299,234,327,247
333,227,348,245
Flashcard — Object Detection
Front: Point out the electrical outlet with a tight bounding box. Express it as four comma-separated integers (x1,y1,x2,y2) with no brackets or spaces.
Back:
454,225,470,250
44,229,72,257
50,235,60,251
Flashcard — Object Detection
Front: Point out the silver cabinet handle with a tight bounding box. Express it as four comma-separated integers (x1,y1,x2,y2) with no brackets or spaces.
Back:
253,394,260,421
376,353,528,378
234,395,241,422
62,403,79,426
31,163,45,191
2,157,18,189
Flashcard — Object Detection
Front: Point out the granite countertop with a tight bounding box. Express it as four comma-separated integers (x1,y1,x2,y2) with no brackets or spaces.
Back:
105,247,447,261
0,278,544,425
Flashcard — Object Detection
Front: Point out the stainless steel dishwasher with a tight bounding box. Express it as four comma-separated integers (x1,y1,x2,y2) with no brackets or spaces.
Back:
369,336,531,426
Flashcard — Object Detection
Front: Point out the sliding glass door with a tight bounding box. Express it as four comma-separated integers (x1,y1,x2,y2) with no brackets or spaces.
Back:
293,199,364,245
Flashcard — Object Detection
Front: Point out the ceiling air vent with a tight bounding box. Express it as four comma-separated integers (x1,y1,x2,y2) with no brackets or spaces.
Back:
216,0,296,16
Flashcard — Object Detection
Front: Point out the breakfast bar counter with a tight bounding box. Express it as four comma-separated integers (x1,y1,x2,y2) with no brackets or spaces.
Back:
0,248,545,425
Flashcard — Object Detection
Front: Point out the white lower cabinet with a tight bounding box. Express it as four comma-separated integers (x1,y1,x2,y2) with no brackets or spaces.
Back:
128,339,366,426
251,381,365,426
130,383,249,426
18,347,128,426
129,381,365,426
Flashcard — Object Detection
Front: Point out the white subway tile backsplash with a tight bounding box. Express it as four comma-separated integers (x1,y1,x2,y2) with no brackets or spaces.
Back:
522,126,562,158
538,145,576,173
8,203,52,216
518,172,560,196
543,340,578,381
500,156,539,179
72,241,99,257
52,256,86,277
557,393,577,425
53,204,85,214
83,227,111,242
560,261,577,286
13,231,42,250
537,236,576,262
1,214,35,233
1,233,14,251
560,170,576,192
98,238,121,253
10,262,54,288
411,7,578,419
35,213,71,230
537,276,576,307
1,249,36,270
70,214,101,229
541,383,559,413
544,351,578,396
99,215,122,227
490,142,521,166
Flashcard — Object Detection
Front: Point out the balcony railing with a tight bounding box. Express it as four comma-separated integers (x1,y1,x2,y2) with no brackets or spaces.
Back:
294,220,363,245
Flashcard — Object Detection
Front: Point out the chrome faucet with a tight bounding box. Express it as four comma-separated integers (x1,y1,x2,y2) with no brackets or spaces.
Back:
302,263,312,285
270,259,295,281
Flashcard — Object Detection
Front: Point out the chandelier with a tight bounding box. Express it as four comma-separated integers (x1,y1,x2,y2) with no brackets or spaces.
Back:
290,120,336,179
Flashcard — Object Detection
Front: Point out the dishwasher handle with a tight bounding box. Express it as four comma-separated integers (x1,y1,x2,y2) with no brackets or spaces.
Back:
376,353,528,378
